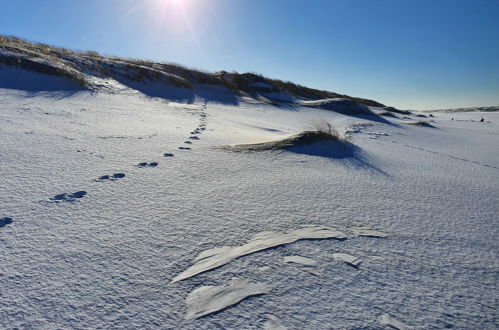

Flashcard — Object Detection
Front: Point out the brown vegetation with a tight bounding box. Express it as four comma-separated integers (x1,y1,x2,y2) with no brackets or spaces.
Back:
0,34,384,107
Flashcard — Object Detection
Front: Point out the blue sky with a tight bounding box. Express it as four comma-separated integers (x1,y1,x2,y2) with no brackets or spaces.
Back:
1,0,498,109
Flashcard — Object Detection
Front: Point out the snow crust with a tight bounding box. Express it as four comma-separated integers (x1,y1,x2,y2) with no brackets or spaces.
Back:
172,226,346,283
185,278,268,320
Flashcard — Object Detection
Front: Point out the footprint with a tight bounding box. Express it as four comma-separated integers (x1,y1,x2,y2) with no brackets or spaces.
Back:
137,162,158,167
189,136,200,140
96,173,125,181
49,191,87,202
163,153,174,157
51,193,68,201
178,147,192,150
98,175,111,181
184,141,193,144
0,217,14,228
71,191,87,198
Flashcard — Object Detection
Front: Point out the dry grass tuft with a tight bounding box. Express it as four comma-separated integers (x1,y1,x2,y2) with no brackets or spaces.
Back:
308,119,341,140
404,121,435,128
222,121,347,152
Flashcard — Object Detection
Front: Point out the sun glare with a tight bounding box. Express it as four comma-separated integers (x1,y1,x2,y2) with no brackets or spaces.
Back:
144,0,205,48
163,0,190,9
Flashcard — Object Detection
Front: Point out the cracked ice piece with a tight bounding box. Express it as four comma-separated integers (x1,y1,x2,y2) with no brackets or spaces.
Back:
185,278,268,320
172,226,346,283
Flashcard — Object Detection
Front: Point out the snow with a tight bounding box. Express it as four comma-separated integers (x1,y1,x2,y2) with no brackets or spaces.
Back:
378,313,411,329
283,255,318,266
0,64,84,91
185,279,268,320
264,314,287,330
298,98,372,114
1,65,498,328
331,253,362,268
349,226,389,238
260,91,297,103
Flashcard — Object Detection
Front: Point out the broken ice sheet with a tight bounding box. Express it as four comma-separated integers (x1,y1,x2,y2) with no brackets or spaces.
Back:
332,253,362,268
172,226,346,283
283,255,317,267
185,278,268,320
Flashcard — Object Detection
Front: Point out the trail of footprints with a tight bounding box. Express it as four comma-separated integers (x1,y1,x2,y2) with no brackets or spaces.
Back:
96,173,126,181
41,102,209,205
351,127,499,170
386,139,499,170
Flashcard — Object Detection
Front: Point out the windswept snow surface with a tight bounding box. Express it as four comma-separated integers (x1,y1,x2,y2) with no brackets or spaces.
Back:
264,314,288,330
1,68,499,328
332,253,363,268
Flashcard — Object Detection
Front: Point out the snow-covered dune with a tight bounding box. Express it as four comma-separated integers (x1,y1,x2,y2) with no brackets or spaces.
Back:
1,49,498,329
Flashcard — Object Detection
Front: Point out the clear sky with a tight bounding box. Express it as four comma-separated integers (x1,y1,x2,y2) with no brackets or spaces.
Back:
1,0,498,109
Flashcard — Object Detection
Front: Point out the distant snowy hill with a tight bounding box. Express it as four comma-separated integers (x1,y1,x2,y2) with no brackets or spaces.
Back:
423,106,499,113
0,35,383,108
1,35,498,329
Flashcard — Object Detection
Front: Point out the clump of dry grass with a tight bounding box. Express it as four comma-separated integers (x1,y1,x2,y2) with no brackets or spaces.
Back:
222,120,348,152
404,121,435,128
379,111,398,118
308,119,341,141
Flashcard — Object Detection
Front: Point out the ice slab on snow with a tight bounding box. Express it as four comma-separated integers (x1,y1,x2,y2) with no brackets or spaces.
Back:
264,314,287,330
283,255,317,266
378,313,411,329
172,226,346,283
185,278,268,320
332,253,362,268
